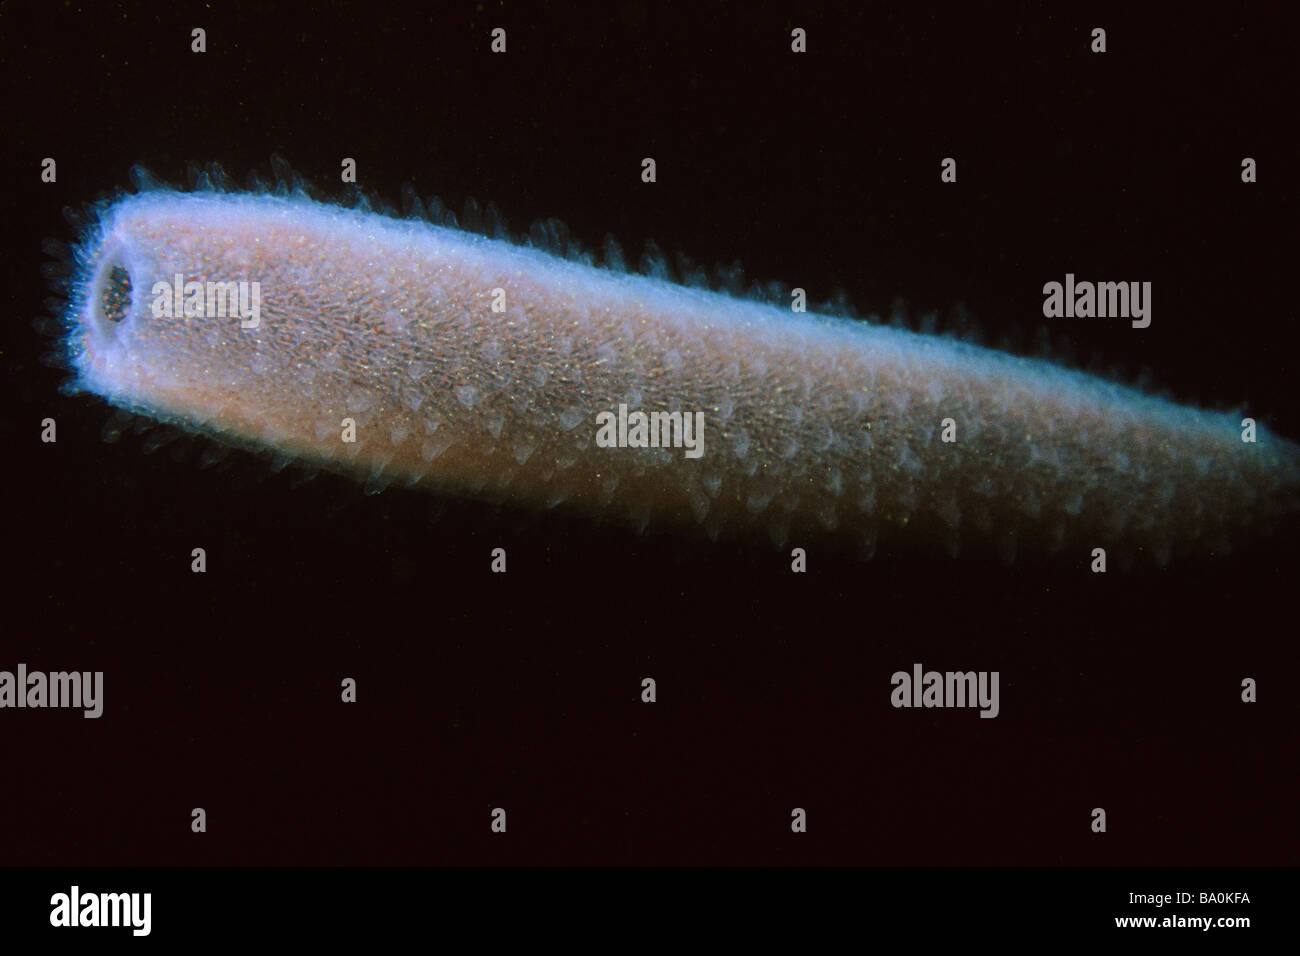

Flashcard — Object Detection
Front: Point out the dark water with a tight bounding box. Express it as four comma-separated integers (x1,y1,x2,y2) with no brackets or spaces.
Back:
2,2,1296,864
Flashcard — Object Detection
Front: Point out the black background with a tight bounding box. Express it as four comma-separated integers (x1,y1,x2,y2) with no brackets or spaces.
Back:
2,1,1296,865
